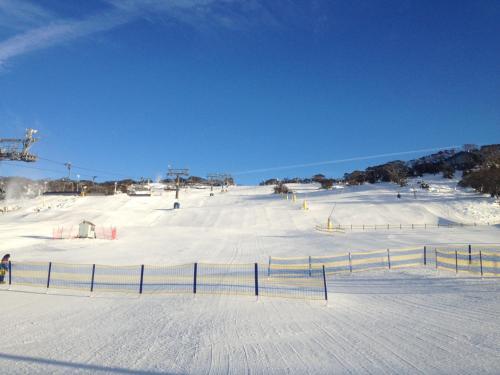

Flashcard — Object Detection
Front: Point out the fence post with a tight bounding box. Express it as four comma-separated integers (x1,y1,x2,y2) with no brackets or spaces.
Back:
90,264,96,292
468,244,472,264
267,256,271,277
308,256,312,277
322,265,328,301
479,251,483,277
46,262,52,289
139,265,144,294
348,252,352,273
254,263,259,297
455,251,458,274
387,249,391,270
8,261,12,286
193,263,198,294
424,246,427,265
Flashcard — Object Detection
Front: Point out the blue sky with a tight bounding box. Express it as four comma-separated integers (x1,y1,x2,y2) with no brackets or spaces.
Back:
0,0,499,184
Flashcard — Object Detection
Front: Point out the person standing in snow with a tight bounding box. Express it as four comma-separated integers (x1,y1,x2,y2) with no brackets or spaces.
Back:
0,254,10,284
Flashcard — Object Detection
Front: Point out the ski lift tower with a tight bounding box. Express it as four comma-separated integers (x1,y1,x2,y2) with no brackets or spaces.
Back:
64,162,72,179
207,173,221,196
0,128,39,162
221,173,232,192
167,167,189,209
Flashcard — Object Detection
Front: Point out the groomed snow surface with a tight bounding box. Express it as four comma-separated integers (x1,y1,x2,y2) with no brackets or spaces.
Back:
1,176,499,374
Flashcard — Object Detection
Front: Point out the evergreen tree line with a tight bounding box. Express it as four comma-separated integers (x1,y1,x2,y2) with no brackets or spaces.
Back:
260,144,500,198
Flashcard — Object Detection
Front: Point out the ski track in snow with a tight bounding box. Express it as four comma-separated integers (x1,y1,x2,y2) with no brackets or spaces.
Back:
2,279,499,374
0,176,499,373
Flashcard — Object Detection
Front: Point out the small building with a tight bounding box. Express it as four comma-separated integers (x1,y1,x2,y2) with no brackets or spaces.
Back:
127,184,152,196
150,183,165,196
79,220,96,238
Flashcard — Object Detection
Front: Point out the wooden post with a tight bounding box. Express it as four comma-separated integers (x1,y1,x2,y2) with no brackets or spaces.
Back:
322,265,328,301
8,261,11,285
139,265,145,294
308,256,312,277
348,252,353,273
90,264,96,292
455,251,458,274
254,263,259,297
193,263,198,294
267,256,271,277
468,244,472,264
424,246,427,265
46,262,52,289
479,251,483,277
387,249,391,270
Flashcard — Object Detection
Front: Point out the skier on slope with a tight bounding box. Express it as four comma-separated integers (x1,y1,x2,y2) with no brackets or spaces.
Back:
0,254,10,284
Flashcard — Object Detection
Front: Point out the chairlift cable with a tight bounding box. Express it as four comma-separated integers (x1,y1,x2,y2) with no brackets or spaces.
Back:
36,156,133,179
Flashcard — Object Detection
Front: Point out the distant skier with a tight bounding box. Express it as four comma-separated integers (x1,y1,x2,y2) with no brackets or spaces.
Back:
0,254,10,284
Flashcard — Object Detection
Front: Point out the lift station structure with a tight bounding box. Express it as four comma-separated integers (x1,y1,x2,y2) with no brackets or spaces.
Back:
0,129,39,162
167,167,189,208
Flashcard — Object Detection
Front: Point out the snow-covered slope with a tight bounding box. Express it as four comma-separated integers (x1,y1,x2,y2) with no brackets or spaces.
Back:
0,175,498,264
1,269,499,374
1,175,499,374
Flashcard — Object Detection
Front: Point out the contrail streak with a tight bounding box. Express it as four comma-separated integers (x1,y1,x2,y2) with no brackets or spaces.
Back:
232,146,459,176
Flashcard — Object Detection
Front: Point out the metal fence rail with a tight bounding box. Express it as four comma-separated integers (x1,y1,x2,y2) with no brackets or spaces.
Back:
433,244,500,253
142,264,193,294
196,263,255,296
10,261,49,287
436,251,500,276
50,262,94,291
270,244,500,276
315,223,496,232
2,261,326,301
4,244,498,301
93,264,141,293
269,247,424,275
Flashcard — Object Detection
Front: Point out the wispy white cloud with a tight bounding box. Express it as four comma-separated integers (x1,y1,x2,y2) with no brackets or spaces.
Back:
0,0,54,30
105,0,280,32
0,0,285,68
0,5,132,67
